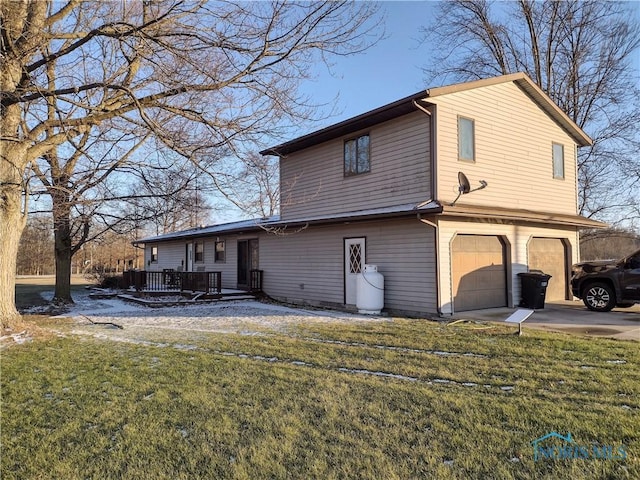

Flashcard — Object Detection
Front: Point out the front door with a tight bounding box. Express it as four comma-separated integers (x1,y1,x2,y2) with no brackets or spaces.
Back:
344,238,365,305
238,239,259,288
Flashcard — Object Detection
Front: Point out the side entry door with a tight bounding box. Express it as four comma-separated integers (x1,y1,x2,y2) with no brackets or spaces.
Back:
344,237,365,305
238,239,259,289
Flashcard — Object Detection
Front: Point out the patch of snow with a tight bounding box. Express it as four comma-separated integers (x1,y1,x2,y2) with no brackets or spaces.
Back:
0,331,32,346
606,360,626,364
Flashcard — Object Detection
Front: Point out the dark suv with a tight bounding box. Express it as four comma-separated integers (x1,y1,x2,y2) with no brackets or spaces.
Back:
571,249,640,311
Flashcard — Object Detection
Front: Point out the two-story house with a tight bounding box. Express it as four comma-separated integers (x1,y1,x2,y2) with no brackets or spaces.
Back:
135,73,605,316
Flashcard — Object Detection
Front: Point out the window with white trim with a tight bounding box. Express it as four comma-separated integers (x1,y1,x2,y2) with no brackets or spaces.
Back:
552,142,564,179
458,116,475,162
194,241,204,263
215,240,225,263
151,246,158,263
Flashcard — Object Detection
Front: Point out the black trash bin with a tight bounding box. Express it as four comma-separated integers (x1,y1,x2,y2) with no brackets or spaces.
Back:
518,271,552,309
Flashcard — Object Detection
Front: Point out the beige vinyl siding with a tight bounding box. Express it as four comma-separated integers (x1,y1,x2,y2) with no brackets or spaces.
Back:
430,82,578,215
199,237,239,288
145,241,184,271
437,218,578,314
146,238,240,289
260,218,438,315
280,111,431,220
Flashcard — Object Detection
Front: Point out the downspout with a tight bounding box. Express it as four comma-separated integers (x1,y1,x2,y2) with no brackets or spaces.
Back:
413,99,443,316
412,99,438,201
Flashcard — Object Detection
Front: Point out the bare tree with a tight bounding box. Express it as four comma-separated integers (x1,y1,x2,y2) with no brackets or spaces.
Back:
28,125,152,303
125,153,218,236
0,0,382,320
29,133,219,304
580,228,640,261
421,0,640,229
211,152,280,219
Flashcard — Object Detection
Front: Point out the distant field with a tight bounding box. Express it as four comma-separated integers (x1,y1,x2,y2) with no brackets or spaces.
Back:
15,275,95,309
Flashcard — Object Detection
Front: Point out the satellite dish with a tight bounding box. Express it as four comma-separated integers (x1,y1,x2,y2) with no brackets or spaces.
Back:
451,171,488,206
458,172,471,194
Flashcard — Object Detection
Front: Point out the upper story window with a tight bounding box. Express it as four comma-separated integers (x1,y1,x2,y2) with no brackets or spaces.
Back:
552,142,564,179
458,116,475,162
344,134,370,176
194,241,204,262
215,240,226,263
151,246,158,263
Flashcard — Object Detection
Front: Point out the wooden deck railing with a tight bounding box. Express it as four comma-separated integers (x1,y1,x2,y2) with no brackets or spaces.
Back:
250,269,263,292
123,270,222,294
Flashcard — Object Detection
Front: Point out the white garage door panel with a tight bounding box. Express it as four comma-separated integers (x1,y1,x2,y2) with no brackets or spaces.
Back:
452,235,507,311
529,238,567,301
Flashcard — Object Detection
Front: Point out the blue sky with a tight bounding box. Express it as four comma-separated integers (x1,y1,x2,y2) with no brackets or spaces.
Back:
298,1,437,129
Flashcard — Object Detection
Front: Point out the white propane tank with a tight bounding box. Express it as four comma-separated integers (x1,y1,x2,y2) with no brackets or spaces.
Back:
356,264,384,314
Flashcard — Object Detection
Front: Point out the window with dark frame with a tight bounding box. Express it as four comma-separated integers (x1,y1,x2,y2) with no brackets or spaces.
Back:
344,134,370,176
552,142,565,179
194,241,204,262
215,240,226,263
151,246,158,263
458,116,475,162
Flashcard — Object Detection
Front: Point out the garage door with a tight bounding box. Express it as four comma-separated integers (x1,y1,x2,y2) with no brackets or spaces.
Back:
528,238,567,301
452,235,507,311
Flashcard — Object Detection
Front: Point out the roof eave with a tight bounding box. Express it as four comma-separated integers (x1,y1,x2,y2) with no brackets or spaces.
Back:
267,203,443,228
440,203,607,229
260,91,429,157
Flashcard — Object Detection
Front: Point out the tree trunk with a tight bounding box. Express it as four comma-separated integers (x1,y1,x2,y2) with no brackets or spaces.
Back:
52,199,74,305
0,206,24,323
0,152,27,323
53,233,73,304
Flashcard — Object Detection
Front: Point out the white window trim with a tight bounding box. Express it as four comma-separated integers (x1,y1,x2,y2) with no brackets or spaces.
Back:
458,116,475,163
552,142,565,180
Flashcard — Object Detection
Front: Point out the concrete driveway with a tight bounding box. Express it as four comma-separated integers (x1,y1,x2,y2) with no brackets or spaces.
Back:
451,300,640,341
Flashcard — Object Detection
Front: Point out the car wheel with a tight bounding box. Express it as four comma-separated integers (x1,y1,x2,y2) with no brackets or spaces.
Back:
582,282,616,312
616,303,635,309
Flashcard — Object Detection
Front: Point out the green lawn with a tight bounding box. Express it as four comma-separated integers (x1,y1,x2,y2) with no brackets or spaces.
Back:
1,318,638,479
14,276,93,309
